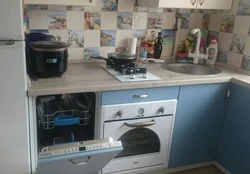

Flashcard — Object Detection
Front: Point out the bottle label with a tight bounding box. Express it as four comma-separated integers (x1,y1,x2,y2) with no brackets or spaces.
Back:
208,48,215,60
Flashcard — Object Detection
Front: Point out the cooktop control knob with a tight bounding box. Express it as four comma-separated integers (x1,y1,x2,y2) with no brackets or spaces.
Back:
158,107,165,114
116,110,123,118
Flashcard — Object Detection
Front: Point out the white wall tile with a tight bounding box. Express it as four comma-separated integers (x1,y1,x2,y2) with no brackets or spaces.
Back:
29,10,48,29
162,12,175,29
218,32,233,51
176,29,189,45
116,30,132,47
118,0,135,12
227,52,243,68
67,11,84,30
161,44,173,59
208,14,222,32
100,47,116,57
244,37,250,56
189,13,203,29
233,16,250,36
48,5,67,11
68,48,84,60
85,0,101,11
84,30,100,47
132,12,148,29
101,12,117,30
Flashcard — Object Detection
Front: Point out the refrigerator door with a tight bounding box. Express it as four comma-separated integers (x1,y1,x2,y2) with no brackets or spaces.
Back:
36,146,123,174
0,0,24,40
0,41,30,174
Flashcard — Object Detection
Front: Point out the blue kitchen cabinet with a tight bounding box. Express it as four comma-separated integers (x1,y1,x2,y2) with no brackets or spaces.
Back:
168,83,230,168
216,84,250,174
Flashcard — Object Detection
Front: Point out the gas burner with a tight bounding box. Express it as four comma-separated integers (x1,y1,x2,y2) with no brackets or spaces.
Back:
113,62,147,76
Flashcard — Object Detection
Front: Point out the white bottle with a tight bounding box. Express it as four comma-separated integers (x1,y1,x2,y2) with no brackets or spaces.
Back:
206,39,218,65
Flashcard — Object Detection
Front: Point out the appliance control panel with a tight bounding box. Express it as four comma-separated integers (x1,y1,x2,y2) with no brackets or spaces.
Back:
102,100,177,121
39,139,122,159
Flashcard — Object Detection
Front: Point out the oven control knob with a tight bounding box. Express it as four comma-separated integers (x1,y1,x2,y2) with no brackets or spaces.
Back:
116,110,123,118
138,108,145,115
158,107,165,114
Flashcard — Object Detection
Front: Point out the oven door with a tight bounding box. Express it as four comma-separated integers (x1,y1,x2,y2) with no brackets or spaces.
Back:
36,144,122,174
103,115,173,173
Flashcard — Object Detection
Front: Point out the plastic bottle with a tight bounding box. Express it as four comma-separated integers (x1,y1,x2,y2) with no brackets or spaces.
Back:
207,39,218,65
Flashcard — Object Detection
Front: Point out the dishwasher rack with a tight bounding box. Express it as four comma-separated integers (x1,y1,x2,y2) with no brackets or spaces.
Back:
37,94,92,130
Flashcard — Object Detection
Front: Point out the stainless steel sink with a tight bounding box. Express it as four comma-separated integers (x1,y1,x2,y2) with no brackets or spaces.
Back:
161,63,222,75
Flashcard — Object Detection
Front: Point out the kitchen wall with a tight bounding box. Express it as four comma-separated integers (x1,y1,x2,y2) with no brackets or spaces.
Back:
23,0,177,60
177,0,250,74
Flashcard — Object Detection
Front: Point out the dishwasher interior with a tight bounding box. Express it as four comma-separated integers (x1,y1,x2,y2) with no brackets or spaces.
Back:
36,92,96,152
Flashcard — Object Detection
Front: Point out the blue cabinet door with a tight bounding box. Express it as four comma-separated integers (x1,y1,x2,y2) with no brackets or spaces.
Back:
168,83,230,168
216,84,250,174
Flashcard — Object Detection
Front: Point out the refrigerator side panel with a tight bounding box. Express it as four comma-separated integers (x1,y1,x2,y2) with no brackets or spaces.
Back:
0,41,30,174
0,0,24,40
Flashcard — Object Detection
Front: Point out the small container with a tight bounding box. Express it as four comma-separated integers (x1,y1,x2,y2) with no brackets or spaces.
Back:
140,42,148,62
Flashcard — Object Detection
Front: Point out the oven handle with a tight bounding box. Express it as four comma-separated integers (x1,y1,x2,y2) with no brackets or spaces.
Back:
68,156,91,166
124,119,155,128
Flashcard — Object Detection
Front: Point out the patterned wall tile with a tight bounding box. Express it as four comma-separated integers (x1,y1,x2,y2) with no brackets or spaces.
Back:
101,30,116,47
147,12,162,29
180,13,190,29
68,30,84,47
49,30,68,42
217,49,228,63
48,11,67,29
117,12,132,29
243,36,250,56
84,12,101,30
84,47,100,59
102,0,118,11
220,15,235,33
241,55,250,70
230,34,246,54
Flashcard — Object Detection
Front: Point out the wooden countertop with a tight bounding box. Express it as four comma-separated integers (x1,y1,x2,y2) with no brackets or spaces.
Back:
27,62,250,97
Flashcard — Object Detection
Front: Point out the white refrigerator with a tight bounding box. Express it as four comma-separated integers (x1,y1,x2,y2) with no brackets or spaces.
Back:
0,0,30,174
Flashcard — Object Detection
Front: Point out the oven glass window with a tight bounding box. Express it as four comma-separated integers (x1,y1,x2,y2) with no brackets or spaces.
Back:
116,128,160,158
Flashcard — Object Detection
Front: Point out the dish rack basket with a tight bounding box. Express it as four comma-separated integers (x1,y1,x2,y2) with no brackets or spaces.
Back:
37,94,92,130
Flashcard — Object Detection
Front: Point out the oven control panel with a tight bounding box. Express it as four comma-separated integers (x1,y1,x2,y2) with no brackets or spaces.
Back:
39,139,122,159
102,100,177,121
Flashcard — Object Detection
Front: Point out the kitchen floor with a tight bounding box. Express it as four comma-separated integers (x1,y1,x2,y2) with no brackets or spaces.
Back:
172,166,223,174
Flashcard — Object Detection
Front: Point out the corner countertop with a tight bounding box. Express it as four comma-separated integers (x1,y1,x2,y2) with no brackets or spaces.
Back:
27,62,250,97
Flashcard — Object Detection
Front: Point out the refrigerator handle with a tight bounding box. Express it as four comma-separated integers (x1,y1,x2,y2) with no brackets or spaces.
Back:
0,40,15,46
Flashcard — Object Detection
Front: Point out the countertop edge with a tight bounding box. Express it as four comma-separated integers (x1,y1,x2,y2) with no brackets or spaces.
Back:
27,78,234,97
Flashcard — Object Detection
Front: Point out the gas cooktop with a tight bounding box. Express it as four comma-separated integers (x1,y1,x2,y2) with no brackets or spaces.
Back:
101,64,161,83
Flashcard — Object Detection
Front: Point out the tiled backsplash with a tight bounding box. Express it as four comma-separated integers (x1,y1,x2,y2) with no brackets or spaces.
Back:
177,0,250,73
24,0,177,60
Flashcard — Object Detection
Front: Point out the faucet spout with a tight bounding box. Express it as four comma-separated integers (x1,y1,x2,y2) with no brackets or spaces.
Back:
191,28,201,55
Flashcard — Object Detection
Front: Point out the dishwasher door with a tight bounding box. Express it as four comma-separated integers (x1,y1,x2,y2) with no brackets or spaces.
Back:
36,139,123,174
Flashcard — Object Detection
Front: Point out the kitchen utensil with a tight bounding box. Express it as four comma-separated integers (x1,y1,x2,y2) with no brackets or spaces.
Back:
30,41,69,78
91,52,137,66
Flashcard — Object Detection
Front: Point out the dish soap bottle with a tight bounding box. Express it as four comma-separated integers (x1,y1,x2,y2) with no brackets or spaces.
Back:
207,39,218,65
154,32,163,59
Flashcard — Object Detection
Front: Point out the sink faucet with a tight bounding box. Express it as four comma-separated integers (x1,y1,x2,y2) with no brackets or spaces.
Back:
188,28,208,64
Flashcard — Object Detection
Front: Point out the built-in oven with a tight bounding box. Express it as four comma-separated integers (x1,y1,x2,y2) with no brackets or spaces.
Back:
33,93,123,174
102,100,177,174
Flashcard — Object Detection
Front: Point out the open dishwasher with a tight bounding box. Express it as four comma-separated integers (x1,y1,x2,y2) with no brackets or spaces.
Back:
34,93,122,174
